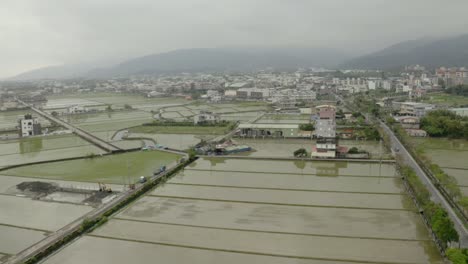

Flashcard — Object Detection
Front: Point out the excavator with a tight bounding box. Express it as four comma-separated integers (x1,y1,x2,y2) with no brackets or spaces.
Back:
98,182,112,193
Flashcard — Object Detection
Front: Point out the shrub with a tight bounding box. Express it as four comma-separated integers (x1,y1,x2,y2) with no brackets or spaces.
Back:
446,248,468,264
294,148,308,157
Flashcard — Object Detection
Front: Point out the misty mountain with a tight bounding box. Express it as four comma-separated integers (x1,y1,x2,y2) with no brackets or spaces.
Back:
10,47,351,80
9,64,93,81
341,34,468,70
88,47,350,78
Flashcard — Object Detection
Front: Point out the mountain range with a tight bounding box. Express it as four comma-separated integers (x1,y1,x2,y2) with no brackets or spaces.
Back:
341,34,468,70
8,33,468,80
9,47,349,81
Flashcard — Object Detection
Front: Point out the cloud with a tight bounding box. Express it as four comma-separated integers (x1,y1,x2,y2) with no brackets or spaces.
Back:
1,0,468,78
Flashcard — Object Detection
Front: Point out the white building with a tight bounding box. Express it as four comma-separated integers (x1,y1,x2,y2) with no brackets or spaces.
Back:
224,90,237,98
367,80,376,90
19,114,42,137
382,80,392,90
193,111,220,124
400,102,435,117
67,105,87,114
450,107,468,117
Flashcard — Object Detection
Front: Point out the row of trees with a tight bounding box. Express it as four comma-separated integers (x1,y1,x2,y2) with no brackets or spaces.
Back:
400,166,459,247
420,110,468,139
445,84,468,97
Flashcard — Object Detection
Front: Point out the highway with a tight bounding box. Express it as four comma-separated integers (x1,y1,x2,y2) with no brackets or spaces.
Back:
380,121,468,246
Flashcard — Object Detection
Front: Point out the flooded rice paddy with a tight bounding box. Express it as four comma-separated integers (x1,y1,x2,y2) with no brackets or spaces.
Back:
0,135,105,168
0,110,51,131
412,137,468,195
129,133,214,150
0,193,92,258
234,138,389,158
43,158,442,264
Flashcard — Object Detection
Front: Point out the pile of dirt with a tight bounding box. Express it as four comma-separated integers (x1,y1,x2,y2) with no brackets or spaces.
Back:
16,181,59,194
83,191,112,204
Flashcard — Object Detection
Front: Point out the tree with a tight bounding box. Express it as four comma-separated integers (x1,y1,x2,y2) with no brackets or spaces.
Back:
336,109,344,118
348,147,359,154
438,78,446,89
299,123,315,131
446,248,468,264
459,196,468,212
124,104,133,110
51,111,59,117
188,148,197,161
294,148,308,157
429,205,459,245
106,105,113,112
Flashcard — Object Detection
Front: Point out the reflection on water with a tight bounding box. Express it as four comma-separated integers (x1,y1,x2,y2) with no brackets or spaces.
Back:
315,161,347,176
19,137,43,154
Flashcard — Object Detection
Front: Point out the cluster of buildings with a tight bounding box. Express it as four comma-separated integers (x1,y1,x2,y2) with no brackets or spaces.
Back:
390,102,436,137
435,67,468,86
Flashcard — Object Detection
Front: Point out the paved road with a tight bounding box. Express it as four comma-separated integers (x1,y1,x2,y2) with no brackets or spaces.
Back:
380,121,468,246
18,99,121,153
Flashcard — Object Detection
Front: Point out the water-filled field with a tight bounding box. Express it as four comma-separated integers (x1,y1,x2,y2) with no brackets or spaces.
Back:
0,110,51,130
43,158,442,264
412,137,468,194
0,192,92,258
0,135,105,168
234,138,388,158
128,133,214,150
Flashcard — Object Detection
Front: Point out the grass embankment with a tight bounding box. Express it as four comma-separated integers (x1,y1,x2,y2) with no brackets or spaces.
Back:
130,121,234,135
2,151,181,184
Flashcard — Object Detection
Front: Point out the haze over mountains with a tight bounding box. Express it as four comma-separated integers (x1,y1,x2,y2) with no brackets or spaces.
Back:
9,33,468,80
10,47,349,80
341,34,468,70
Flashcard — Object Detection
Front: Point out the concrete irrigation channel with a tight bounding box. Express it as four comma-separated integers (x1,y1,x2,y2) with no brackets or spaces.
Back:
3,152,189,264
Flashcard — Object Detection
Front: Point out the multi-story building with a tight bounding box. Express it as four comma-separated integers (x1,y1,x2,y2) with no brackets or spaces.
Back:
312,105,337,158
399,102,435,117
19,114,42,137
436,67,468,85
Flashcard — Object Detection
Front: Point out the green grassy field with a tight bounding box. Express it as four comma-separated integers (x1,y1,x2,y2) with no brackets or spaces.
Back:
129,125,229,135
422,93,468,107
1,151,181,184
0,134,92,155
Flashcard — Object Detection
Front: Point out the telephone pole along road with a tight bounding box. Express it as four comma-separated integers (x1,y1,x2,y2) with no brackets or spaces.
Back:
380,121,468,247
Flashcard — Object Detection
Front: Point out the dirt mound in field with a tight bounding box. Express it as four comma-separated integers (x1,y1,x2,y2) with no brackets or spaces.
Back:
16,181,59,194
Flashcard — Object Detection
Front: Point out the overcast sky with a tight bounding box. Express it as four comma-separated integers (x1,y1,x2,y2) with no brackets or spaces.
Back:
1,0,468,78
